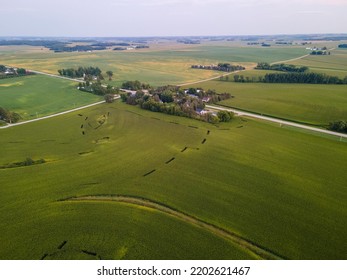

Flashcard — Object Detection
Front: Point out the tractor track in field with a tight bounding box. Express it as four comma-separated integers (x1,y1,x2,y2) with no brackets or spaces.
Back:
61,195,283,260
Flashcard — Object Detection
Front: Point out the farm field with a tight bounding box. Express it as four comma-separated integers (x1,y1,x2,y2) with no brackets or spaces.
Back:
289,48,347,78
0,75,103,120
193,81,347,126
0,101,346,260
0,43,309,86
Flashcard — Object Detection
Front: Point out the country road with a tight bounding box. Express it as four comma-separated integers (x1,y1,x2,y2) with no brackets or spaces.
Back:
27,69,84,83
206,104,347,139
0,98,120,129
178,69,246,87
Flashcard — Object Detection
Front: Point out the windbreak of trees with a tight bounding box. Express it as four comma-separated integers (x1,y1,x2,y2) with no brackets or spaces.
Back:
0,107,21,124
192,63,245,72
262,73,347,84
338,44,347,48
255,62,308,73
122,80,151,90
58,67,102,78
232,72,347,84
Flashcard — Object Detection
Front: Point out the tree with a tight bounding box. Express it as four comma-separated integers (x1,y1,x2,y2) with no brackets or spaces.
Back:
160,90,174,103
104,94,115,103
17,68,26,75
106,70,113,81
217,111,234,122
328,120,347,133
0,107,21,123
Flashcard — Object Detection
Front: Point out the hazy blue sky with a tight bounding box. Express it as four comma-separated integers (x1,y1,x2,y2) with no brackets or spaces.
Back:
1,0,346,37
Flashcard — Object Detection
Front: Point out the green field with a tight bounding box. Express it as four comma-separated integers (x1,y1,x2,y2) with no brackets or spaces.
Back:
1,101,346,259
193,80,347,126
290,49,347,78
0,43,309,86
0,75,102,120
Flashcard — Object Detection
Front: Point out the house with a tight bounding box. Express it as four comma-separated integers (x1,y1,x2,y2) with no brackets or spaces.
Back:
202,96,211,103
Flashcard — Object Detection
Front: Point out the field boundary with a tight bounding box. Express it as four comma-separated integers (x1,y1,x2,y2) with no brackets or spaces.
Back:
61,195,284,260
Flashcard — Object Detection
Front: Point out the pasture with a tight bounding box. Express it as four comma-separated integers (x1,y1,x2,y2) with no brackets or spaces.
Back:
0,101,346,259
0,75,102,120
193,80,347,126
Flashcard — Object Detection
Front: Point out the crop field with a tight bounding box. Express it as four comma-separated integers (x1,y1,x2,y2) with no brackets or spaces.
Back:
290,49,347,78
193,81,347,126
0,43,309,86
1,101,346,260
0,75,102,120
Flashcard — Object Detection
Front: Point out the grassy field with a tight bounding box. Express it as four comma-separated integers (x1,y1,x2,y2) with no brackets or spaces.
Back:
0,75,102,120
1,101,346,259
193,80,347,126
0,43,309,86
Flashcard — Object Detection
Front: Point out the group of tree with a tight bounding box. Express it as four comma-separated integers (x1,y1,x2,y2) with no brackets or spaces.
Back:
328,120,347,134
177,39,200,44
0,40,108,53
338,44,347,49
232,72,347,84
0,107,21,124
192,63,245,72
0,65,31,79
120,83,233,124
52,45,106,53
58,66,104,79
255,62,308,73
262,73,347,84
78,81,119,97
310,50,330,55
121,80,151,90
113,45,149,51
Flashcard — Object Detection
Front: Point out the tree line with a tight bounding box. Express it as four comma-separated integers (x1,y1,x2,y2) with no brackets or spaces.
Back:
255,62,308,73
338,44,347,48
192,63,245,72
232,72,347,84
122,80,151,90
58,66,102,78
0,40,107,53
